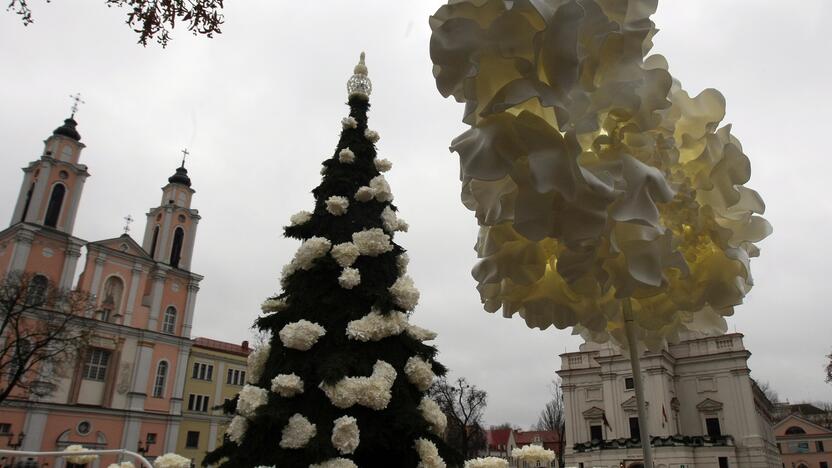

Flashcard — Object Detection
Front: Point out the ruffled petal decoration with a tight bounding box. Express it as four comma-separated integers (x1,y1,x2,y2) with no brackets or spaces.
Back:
430,0,771,350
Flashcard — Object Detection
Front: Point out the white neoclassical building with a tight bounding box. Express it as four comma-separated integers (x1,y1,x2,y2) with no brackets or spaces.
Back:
558,332,781,468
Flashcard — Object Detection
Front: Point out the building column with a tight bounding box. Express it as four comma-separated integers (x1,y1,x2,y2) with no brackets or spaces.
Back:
182,282,200,338
89,254,107,297
26,160,52,224
148,268,168,331
123,263,144,326
208,421,219,452
21,407,49,451
182,217,199,270
156,208,173,262
127,340,155,410
8,228,34,274
59,240,83,290
63,173,87,234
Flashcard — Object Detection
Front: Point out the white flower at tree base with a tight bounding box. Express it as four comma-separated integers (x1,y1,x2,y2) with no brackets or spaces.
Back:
354,186,376,202
381,206,409,233
364,128,380,143
404,356,435,391
310,459,358,468
63,445,98,465
342,116,357,129
397,253,410,274
414,438,447,468
389,275,420,311
280,414,317,449
261,298,287,313
511,446,556,463
227,415,248,445
406,323,438,342
153,453,191,468
236,384,268,418
338,148,356,163
107,463,136,468
246,344,270,383
346,309,408,342
331,415,360,455
352,228,393,256
418,397,447,436
326,196,350,216
339,267,361,289
464,458,509,468
331,242,360,267
374,158,393,172
272,373,304,397
320,360,397,410
289,210,312,226
292,237,332,270
369,175,393,202
279,320,326,351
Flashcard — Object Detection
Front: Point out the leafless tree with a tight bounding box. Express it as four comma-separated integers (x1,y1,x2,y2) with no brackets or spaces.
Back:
0,272,94,404
429,376,488,459
756,380,779,404
536,378,566,467
826,350,831,384
6,0,224,46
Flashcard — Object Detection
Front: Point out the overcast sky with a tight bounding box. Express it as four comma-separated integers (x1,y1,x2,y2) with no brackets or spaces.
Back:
1,1,830,428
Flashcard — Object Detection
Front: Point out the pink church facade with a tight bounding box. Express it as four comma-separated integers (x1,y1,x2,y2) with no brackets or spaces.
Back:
0,114,203,467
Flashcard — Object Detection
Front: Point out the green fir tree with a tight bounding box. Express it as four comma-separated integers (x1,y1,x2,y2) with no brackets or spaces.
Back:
204,53,460,468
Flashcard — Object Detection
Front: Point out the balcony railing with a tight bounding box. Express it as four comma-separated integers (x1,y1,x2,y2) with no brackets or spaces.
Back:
573,435,735,452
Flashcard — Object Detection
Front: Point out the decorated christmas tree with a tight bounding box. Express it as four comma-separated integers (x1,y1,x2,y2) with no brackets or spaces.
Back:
204,54,459,468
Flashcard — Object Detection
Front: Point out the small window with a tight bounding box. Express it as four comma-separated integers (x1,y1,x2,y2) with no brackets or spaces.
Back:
162,307,177,334
819,462,828,468
817,441,825,452
76,421,91,436
0,423,10,435
146,433,157,445
186,431,200,448
785,426,806,435
152,361,168,398
149,225,160,258
44,183,66,228
192,362,214,381
718,457,729,468
170,227,185,268
624,377,635,390
187,394,209,412
226,368,246,386
629,417,640,439
20,183,34,223
590,425,603,441
26,275,49,306
706,417,721,437
83,349,111,381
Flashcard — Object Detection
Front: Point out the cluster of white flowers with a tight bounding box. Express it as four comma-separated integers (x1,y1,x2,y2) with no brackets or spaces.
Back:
364,128,380,143
338,148,356,163
464,457,509,468
310,459,358,468
342,116,358,129
390,275,420,311
354,186,375,202
279,320,326,351
153,453,191,468
331,415,360,454
326,196,350,216
236,384,269,418
381,206,409,233
404,356,435,391
369,175,393,202
247,343,270,383
352,228,393,256
280,414,317,449
419,397,447,436
291,237,332,270
339,267,361,289
406,323,438,342
397,253,410,274
63,445,98,465
414,438,446,468
261,298,287,313
331,242,360,267
271,373,304,397
511,445,556,463
227,415,248,445
107,463,136,468
375,158,392,172
346,309,408,342
320,360,397,410
290,210,312,226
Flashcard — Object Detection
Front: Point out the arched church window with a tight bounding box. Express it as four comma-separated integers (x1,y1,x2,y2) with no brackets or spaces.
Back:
150,225,160,258
170,227,185,268
20,183,34,223
101,276,125,319
162,306,177,334
153,361,168,398
26,274,49,306
44,183,66,228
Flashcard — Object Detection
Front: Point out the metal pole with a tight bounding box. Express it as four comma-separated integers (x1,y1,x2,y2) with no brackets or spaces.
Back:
622,297,654,468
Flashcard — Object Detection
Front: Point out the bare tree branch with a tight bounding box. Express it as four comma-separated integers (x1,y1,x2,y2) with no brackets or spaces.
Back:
429,376,487,458
536,378,566,467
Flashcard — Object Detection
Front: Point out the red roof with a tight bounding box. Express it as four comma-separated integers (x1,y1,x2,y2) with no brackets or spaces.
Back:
193,337,251,356
487,428,513,449
515,430,560,444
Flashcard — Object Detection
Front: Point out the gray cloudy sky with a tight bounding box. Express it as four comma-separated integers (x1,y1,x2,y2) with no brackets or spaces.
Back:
1,1,830,428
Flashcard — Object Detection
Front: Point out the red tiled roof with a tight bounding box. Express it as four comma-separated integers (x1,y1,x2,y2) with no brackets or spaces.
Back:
515,430,561,444
487,428,513,449
193,337,251,356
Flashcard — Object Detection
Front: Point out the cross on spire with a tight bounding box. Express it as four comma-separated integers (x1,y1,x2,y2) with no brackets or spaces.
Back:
180,148,190,168
123,214,134,234
69,93,85,118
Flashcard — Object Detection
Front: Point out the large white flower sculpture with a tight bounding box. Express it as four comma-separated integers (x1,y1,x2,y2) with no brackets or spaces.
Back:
429,0,771,351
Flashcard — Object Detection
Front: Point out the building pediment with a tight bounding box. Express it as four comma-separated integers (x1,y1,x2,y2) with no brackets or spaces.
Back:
89,234,151,260
622,396,648,412
583,406,606,420
696,398,724,412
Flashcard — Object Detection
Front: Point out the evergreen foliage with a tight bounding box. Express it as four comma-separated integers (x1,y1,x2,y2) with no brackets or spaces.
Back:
204,92,460,467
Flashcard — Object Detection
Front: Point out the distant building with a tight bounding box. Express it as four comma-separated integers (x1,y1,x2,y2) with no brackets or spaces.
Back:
558,332,781,468
176,338,250,467
773,414,831,468
482,428,516,458
774,404,832,431
480,428,561,467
